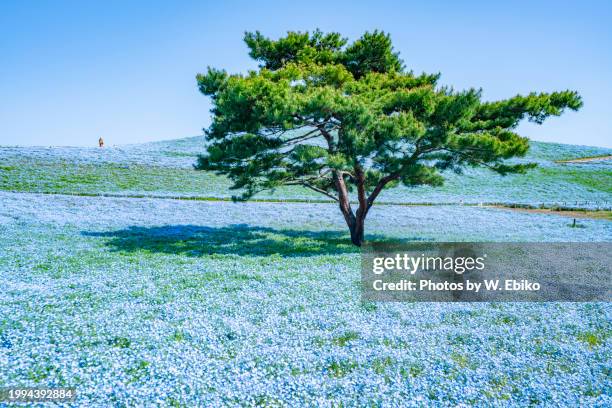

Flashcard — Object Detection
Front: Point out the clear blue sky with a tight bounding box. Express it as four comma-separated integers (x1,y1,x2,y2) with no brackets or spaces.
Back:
1,0,611,147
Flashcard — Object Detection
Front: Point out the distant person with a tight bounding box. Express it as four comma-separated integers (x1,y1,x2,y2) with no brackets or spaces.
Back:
98,137,104,148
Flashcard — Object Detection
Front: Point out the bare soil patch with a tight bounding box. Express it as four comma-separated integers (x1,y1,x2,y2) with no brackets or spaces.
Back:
489,205,612,221
556,155,612,164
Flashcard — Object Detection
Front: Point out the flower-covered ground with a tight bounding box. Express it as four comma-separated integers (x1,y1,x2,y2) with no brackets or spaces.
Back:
1,138,610,206
1,191,610,406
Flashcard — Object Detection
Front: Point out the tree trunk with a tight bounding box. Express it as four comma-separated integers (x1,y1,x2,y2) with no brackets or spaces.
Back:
332,169,368,247
349,216,365,246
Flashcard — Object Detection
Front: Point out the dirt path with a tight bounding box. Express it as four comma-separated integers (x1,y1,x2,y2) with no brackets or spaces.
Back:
489,205,612,220
556,155,612,163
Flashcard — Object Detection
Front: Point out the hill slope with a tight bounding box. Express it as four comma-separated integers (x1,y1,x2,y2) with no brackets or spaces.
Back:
1,137,610,206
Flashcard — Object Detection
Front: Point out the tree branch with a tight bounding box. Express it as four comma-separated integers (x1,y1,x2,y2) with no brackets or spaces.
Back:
333,170,355,228
318,125,334,151
282,128,323,145
301,183,339,201
366,144,425,208
367,173,400,208
354,165,368,219
438,147,500,170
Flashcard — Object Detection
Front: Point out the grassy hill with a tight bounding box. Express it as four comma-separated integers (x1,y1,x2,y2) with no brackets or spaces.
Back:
1,137,610,206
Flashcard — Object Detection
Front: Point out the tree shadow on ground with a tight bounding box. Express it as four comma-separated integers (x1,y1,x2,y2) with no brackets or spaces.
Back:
83,224,424,257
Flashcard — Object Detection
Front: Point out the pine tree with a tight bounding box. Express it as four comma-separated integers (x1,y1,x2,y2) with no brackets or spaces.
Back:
196,30,582,246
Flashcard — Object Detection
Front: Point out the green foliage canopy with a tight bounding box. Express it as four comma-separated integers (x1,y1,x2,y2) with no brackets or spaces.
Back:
196,29,582,245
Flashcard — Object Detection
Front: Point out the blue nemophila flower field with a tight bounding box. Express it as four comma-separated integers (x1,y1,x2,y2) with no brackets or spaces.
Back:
0,190,610,406
1,137,610,207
